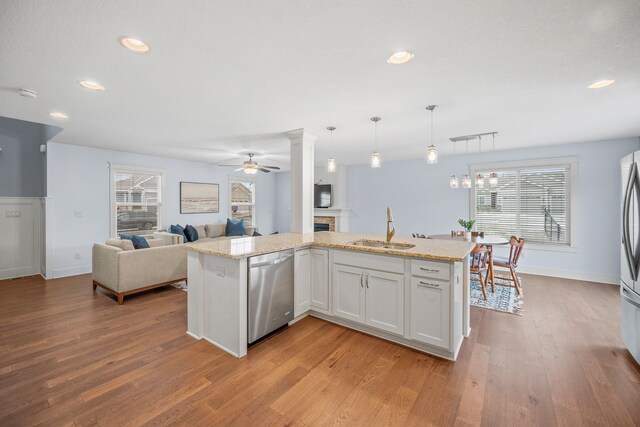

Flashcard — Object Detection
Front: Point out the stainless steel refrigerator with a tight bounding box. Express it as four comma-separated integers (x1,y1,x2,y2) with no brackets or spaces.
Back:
621,152,640,364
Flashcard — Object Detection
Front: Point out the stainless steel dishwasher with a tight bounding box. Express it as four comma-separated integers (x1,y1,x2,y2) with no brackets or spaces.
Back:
248,249,294,344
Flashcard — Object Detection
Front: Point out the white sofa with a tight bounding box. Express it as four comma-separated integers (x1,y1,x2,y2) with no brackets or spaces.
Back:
153,223,256,245
92,236,187,304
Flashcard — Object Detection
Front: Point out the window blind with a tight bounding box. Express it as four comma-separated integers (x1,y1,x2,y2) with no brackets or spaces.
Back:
230,180,256,226
473,163,571,245
112,169,162,236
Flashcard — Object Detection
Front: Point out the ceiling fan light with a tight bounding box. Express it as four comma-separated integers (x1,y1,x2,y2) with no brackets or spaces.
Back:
243,163,258,175
450,175,459,188
327,158,336,173
426,145,438,164
371,152,381,168
475,173,484,188
489,172,498,187
462,175,471,189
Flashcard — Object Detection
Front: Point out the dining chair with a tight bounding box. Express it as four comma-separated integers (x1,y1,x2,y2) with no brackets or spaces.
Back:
492,236,525,294
470,244,491,300
471,231,485,237
412,233,426,238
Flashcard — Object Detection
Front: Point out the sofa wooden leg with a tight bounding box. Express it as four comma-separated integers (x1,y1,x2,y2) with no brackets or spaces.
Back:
92,281,97,290
117,293,124,305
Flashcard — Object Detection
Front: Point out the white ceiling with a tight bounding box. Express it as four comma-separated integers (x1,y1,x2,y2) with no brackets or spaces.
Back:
1,0,639,169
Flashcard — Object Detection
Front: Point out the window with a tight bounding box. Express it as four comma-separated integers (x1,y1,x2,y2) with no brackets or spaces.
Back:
229,179,255,226
110,165,163,237
471,158,576,246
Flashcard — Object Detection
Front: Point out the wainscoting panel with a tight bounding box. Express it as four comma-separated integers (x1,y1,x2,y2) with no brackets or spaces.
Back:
0,198,42,280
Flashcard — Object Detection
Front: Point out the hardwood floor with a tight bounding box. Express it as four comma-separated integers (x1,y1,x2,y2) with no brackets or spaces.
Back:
0,273,639,426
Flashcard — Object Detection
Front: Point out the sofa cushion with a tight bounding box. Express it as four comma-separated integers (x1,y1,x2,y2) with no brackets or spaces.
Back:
226,219,245,237
169,224,188,242
205,224,226,238
195,225,206,239
106,238,135,251
184,225,199,242
119,234,150,250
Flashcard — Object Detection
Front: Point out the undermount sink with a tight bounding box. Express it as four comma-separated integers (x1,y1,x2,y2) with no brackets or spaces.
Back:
349,239,415,250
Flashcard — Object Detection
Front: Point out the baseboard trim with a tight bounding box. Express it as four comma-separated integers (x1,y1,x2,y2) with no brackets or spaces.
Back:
517,266,618,285
53,265,91,279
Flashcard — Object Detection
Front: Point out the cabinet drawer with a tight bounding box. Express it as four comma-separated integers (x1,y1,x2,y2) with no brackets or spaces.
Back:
411,259,450,281
333,250,404,274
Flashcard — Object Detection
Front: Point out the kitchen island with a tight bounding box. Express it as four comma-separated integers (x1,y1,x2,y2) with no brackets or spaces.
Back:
185,232,475,360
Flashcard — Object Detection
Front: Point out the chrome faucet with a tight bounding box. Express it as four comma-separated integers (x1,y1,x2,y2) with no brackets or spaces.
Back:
386,206,395,243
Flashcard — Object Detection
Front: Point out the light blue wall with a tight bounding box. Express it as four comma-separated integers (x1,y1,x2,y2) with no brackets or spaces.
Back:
275,171,291,233
47,142,276,277
346,137,640,283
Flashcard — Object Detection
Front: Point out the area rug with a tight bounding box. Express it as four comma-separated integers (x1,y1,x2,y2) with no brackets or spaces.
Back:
470,275,523,315
172,281,187,292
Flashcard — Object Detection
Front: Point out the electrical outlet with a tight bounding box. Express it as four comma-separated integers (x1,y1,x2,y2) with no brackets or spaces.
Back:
75,253,81,260
74,210,83,218
5,211,21,217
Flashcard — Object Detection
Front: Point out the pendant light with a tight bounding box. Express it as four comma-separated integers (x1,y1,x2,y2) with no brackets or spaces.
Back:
425,105,437,164
489,133,498,187
326,126,336,173
475,136,484,188
370,117,381,168
449,140,459,188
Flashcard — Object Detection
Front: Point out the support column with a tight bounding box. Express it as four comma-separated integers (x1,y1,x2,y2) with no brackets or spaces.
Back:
285,129,316,233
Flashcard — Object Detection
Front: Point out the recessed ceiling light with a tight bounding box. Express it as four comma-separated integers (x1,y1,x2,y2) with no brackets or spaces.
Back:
49,112,68,120
119,36,150,53
588,79,615,89
78,80,105,91
387,51,414,65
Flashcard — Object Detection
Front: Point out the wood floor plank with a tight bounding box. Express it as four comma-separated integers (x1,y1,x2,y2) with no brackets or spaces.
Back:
0,273,638,427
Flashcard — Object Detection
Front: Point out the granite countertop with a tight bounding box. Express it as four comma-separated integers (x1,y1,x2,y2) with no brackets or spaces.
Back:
185,231,476,262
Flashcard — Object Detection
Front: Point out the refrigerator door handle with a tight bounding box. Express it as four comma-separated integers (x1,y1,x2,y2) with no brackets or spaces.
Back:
623,162,638,281
621,285,640,309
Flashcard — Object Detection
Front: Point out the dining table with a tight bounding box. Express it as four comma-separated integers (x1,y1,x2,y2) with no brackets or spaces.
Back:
427,234,509,288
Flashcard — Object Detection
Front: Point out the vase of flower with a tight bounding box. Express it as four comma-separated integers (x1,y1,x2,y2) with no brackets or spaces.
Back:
458,219,475,240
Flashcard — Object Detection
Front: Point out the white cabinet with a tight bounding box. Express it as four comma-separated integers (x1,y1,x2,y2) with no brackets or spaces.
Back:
333,264,366,323
310,249,329,312
410,277,450,349
332,257,404,335
294,249,311,317
366,270,404,335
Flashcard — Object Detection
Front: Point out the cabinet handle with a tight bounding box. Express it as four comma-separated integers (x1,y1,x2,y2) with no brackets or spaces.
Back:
418,281,440,288
420,267,440,272
360,273,364,288
365,273,369,288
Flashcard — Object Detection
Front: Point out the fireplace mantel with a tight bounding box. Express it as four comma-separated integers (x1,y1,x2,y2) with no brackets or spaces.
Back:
314,207,350,232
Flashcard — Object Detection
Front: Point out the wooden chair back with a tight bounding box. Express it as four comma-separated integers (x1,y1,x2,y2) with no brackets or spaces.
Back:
412,233,425,238
507,236,525,266
470,244,490,271
471,231,485,237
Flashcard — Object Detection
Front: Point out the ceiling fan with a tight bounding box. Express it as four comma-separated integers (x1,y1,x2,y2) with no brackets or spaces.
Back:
220,153,281,175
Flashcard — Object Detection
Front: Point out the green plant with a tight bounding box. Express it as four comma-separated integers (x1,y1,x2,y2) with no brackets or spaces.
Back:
458,219,475,232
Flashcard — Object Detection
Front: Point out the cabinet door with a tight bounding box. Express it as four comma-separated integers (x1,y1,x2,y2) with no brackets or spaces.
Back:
365,270,404,335
332,264,365,324
410,277,450,349
294,249,311,317
310,249,329,311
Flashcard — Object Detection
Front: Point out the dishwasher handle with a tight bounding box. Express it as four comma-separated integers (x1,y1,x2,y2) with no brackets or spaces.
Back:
250,255,293,268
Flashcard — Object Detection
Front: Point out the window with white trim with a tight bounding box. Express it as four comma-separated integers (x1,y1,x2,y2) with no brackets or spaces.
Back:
229,178,255,227
471,158,576,246
110,165,163,237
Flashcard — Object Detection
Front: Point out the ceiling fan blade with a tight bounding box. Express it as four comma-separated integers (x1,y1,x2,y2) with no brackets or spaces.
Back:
234,168,244,172
219,164,243,167
257,167,271,173
262,165,281,170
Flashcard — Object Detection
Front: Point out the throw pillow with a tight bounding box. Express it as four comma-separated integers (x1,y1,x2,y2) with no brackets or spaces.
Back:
253,231,262,237
119,234,150,249
184,224,199,242
225,218,245,237
169,224,188,243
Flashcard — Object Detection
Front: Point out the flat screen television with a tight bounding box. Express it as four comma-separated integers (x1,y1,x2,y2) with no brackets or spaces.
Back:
314,184,332,208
